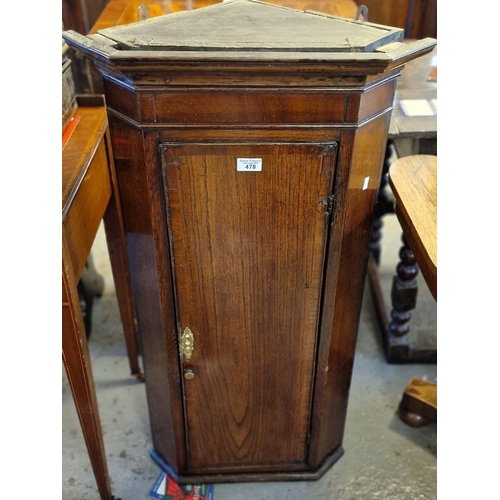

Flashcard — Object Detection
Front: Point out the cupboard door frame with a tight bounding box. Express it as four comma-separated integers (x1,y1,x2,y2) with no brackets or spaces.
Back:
160,141,338,474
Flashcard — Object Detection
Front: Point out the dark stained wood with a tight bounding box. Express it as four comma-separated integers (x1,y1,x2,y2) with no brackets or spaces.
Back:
62,106,142,500
102,129,144,381
107,115,187,472
165,446,345,483
63,0,436,483
126,231,186,470
145,90,347,124
63,0,109,34
390,234,418,334
144,129,190,473
360,0,436,39
407,0,437,39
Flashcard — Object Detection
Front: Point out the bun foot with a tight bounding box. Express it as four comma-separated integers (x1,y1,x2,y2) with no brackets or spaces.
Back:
398,378,437,427
398,402,431,427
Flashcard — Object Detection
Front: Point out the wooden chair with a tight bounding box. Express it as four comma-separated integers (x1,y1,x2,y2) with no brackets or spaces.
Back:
388,154,437,427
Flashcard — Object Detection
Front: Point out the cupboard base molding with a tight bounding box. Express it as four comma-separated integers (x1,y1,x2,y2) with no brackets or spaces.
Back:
154,446,345,484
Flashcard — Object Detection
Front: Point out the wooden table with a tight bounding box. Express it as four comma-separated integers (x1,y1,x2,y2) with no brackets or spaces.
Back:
368,45,437,363
389,155,437,300
389,45,437,155
62,100,142,500
388,155,437,426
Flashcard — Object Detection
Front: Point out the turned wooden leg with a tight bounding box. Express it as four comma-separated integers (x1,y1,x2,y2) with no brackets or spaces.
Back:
385,233,418,362
370,140,395,264
370,217,384,266
62,254,118,500
389,233,419,339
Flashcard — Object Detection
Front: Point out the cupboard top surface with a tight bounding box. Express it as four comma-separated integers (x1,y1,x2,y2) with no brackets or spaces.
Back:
93,0,403,53
62,0,436,86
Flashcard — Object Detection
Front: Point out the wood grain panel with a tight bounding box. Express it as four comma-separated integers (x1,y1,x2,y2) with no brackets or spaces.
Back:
344,78,397,124
103,79,141,123
357,79,397,122
62,107,108,214
162,142,336,471
108,118,187,472
108,115,153,235
309,113,390,467
152,90,346,125
126,232,183,471
64,139,111,278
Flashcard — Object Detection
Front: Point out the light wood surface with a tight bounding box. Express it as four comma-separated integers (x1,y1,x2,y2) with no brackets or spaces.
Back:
399,377,437,427
389,154,437,299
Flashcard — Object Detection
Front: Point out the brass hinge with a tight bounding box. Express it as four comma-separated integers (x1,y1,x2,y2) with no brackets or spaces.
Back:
319,194,336,216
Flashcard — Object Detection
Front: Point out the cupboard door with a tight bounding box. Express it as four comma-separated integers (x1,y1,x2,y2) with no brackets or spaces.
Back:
161,143,337,472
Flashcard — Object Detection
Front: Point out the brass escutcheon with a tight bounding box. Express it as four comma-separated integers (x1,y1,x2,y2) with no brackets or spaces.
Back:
181,327,194,360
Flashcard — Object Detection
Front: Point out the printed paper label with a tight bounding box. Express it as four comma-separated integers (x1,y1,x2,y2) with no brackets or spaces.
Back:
237,158,262,171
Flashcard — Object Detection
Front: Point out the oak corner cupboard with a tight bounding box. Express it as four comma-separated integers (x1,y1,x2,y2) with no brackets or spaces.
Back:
63,0,436,484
